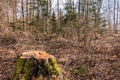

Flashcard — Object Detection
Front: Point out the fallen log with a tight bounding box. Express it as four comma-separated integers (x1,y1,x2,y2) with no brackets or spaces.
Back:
12,50,63,80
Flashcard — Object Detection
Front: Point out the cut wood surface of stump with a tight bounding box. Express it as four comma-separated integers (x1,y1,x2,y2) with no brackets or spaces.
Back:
12,50,64,80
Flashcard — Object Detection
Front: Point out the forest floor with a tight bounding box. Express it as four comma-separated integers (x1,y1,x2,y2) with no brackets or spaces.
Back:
0,31,120,80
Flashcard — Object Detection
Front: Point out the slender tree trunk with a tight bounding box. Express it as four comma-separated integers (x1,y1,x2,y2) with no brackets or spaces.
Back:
116,0,119,32
15,0,17,21
49,0,52,16
12,0,15,22
57,0,60,33
77,0,81,42
46,0,49,34
21,0,25,31
26,0,29,23
6,0,10,25
29,0,32,21
37,0,40,18
108,0,111,29
113,0,116,32
32,0,35,19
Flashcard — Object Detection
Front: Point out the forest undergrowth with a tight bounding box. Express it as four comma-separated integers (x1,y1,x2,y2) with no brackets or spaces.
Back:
0,31,120,80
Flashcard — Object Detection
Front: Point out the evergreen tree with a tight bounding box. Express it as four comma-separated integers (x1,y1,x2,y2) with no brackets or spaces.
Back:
50,12,58,34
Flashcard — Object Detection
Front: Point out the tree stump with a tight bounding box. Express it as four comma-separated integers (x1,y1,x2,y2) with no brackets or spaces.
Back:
12,50,63,80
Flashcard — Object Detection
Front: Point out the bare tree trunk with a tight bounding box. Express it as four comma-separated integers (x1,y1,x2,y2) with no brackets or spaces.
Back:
116,0,119,32
6,0,10,25
21,0,25,31
45,0,49,34
57,0,60,33
32,0,35,19
113,0,116,32
26,0,29,23
107,0,111,29
29,0,32,21
12,0,16,22
77,0,81,42
49,0,52,16
37,0,40,18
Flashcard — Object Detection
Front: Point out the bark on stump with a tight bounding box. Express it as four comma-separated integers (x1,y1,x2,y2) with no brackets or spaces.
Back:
12,50,63,80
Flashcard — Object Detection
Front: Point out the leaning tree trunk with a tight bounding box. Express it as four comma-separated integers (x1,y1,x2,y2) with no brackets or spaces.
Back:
12,50,63,80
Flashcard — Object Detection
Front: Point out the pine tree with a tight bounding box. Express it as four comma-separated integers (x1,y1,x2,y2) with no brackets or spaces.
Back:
50,12,58,34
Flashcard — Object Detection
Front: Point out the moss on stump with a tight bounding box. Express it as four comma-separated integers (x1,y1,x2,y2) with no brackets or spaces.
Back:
12,50,63,80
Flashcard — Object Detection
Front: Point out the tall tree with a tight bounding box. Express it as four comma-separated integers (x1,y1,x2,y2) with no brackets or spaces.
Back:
116,0,119,32
107,0,111,29
21,0,25,30
77,0,81,42
26,0,29,23
37,0,40,18
57,0,60,33
6,0,10,24
12,0,17,22
113,0,116,32
50,11,57,33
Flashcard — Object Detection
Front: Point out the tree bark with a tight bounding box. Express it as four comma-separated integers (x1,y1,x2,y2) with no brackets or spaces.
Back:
21,0,25,31
12,50,63,80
